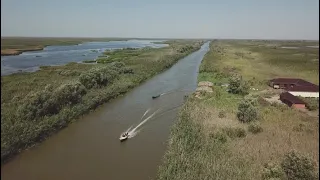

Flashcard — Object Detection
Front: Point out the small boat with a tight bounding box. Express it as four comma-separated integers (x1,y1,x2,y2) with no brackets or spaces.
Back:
152,95,161,99
119,132,129,141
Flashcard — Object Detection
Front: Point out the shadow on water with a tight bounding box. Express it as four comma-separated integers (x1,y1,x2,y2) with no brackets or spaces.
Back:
1,41,210,180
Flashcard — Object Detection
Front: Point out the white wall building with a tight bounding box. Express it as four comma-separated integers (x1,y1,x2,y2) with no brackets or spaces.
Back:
288,91,319,98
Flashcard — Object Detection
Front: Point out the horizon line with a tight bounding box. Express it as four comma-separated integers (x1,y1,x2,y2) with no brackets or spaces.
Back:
1,36,319,41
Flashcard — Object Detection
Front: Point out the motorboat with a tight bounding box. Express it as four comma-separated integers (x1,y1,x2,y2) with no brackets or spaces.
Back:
119,132,129,141
152,94,161,99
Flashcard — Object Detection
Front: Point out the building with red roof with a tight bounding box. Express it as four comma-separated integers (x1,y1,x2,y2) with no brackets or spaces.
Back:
280,92,306,109
269,78,319,98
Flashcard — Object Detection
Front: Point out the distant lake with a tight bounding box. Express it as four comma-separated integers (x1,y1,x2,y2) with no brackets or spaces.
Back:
1,40,168,76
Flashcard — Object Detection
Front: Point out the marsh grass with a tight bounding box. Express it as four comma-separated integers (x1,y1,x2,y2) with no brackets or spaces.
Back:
157,40,319,180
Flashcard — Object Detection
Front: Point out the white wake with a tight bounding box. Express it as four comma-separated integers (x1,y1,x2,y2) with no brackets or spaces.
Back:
122,108,161,139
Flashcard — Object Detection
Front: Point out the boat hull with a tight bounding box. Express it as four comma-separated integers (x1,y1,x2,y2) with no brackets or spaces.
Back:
119,135,128,142
152,95,160,99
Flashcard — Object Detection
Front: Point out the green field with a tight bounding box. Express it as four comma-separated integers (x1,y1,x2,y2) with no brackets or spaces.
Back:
1,40,204,164
157,40,319,180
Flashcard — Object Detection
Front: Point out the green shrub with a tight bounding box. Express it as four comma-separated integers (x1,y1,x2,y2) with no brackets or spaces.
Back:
79,66,119,89
248,123,263,134
228,73,250,95
210,131,228,143
301,97,319,111
54,81,87,106
17,82,86,121
262,162,286,180
119,67,134,74
270,102,290,112
17,89,54,121
222,127,247,138
281,150,318,180
111,61,125,68
237,97,258,123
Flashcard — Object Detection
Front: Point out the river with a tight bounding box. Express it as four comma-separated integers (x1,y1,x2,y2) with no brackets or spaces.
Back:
1,40,167,76
1,41,210,180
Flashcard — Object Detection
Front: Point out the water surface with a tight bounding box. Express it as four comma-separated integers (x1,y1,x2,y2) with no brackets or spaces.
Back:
1,40,167,76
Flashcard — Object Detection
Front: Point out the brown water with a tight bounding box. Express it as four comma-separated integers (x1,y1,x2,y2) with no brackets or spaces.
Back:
1,42,210,180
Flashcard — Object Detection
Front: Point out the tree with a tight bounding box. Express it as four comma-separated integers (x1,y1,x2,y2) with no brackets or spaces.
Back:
228,73,249,95
237,97,258,123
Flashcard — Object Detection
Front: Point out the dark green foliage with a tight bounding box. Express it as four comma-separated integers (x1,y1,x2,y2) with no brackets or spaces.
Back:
300,97,319,111
82,60,96,63
262,163,286,180
222,127,247,138
111,61,126,68
121,67,134,74
17,82,87,121
228,73,249,95
248,123,263,134
281,150,318,180
210,131,228,143
237,97,258,123
79,66,119,89
178,45,196,53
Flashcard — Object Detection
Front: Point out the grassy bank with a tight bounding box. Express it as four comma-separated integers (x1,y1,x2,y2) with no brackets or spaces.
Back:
1,37,127,56
157,40,319,180
1,40,204,164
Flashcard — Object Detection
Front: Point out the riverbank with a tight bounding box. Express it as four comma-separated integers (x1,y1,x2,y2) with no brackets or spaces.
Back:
1,40,204,164
157,40,319,180
1,37,128,56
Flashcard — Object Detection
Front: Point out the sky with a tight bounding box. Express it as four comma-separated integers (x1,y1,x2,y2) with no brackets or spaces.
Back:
1,0,319,40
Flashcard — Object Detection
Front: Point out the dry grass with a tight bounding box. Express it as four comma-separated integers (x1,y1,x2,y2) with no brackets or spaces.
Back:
157,40,319,180
230,107,319,170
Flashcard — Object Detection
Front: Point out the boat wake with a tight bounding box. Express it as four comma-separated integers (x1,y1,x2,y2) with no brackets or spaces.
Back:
121,103,184,140
158,88,193,97
122,108,161,139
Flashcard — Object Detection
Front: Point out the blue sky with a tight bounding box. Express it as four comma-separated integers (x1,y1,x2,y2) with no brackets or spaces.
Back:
1,0,319,39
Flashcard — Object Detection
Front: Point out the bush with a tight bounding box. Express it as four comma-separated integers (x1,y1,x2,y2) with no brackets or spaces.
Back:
218,111,226,118
262,162,286,180
79,66,119,89
111,61,126,68
222,127,247,138
248,123,263,134
17,81,87,121
210,131,228,143
120,67,134,74
54,81,87,106
270,102,290,112
301,97,319,111
281,150,318,180
237,97,258,123
228,73,249,95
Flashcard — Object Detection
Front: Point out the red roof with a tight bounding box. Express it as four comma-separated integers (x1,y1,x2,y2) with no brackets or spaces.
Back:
286,85,319,92
270,78,301,84
280,92,306,104
270,78,317,87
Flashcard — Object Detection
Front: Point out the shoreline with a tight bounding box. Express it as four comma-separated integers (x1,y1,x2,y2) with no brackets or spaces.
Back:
1,47,45,56
1,37,131,56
